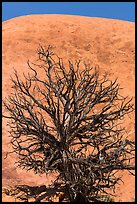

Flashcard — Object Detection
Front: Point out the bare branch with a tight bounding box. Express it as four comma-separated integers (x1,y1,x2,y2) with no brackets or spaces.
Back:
2,45,135,202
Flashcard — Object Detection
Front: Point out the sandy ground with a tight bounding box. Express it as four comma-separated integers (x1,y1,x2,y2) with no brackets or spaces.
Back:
2,14,135,202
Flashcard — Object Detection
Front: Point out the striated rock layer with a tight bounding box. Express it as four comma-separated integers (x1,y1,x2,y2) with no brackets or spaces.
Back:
2,14,135,202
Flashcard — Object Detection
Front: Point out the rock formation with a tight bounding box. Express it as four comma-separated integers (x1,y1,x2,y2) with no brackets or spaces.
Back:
2,14,135,202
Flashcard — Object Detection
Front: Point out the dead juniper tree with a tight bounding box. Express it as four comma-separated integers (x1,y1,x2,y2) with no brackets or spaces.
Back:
3,45,135,202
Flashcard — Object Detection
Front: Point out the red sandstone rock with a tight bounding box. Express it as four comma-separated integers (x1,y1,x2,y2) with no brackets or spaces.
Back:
2,14,135,202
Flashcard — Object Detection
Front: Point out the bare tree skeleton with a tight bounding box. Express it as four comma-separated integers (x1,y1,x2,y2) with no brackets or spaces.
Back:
3,45,135,202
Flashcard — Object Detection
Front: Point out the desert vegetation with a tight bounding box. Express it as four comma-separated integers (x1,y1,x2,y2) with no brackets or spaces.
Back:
3,45,135,202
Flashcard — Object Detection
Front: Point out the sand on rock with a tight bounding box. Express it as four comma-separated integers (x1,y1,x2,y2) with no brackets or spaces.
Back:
2,14,135,202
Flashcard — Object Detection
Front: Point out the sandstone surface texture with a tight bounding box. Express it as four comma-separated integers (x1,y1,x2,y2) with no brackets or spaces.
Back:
2,14,135,202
